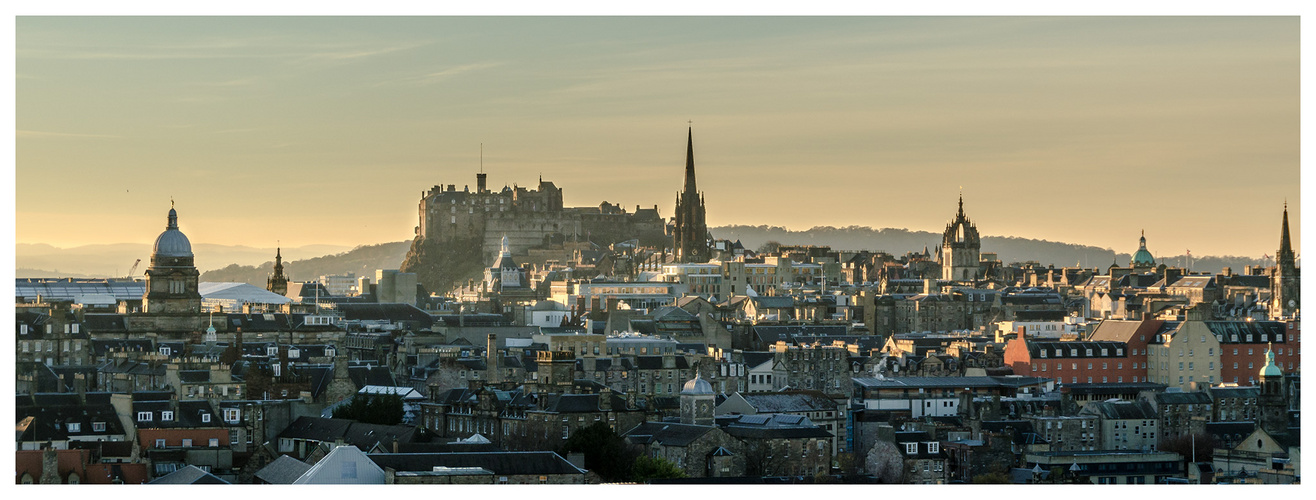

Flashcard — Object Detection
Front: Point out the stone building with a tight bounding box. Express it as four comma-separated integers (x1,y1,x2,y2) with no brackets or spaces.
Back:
143,204,201,315
266,247,288,296
1272,203,1299,318
672,127,710,263
940,194,982,282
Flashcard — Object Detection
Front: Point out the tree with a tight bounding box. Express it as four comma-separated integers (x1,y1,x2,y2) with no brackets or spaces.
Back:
971,471,1011,483
757,241,782,254
865,441,904,483
331,393,405,426
631,455,686,482
560,421,637,482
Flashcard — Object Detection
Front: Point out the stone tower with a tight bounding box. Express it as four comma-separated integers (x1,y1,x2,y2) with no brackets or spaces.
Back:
142,203,202,314
673,127,710,263
267,247,288,296
940,194,981,282
679,373,715,425
1273,203,1299,318
1257,343,1288,435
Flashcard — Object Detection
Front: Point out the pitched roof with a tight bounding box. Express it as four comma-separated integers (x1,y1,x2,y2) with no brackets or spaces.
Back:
622,421,715,447
734,391,839,413
149,464,230,484
367,451,586,476
254,455,312,484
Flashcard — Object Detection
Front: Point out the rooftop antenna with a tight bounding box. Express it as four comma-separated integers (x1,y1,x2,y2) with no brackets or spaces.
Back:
480,143,483,173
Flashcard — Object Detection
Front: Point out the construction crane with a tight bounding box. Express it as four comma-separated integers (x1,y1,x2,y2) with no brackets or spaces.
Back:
127,258,141,278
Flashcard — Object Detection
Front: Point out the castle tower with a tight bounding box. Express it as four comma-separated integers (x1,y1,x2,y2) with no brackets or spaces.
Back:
1130,230,1156,270
679,373,715,425
1273,203,1299,318
1257,343,1289,435
267,247,288,296
940,193,981,281
142,203,202,314
673,127,710,263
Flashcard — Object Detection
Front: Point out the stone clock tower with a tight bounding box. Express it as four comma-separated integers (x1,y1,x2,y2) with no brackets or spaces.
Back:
680,373,715,425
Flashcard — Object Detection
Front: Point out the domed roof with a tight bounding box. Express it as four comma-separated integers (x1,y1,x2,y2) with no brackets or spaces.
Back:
152,207,194,258
680,373,714,395
1260,343,1283,377
1130,231,1154,267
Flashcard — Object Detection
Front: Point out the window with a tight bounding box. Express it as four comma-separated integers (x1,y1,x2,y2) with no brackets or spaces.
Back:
92,422,106,432
138,412,153,422
67,423,81,433
202,414,211,423
155,439,166,448
161,411,174,421
224,408,240,423
928,442,939,453
182,439,192,447
209,438,220,447
905,443,917,454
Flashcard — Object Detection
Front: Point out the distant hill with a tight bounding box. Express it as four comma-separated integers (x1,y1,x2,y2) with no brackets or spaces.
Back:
199,241,411,286
711,225,1271,272
16,242,353,278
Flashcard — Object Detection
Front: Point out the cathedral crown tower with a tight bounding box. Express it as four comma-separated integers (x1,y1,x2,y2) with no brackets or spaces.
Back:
267,246,288,296
940,192,981,281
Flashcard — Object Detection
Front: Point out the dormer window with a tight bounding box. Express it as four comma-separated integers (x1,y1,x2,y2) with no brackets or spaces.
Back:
137,412,153,422
92,422,106,432
161,411,174,421
1085,348,1093,356
928,442,939,454
159,346,172,356
905,443,917,454
287,348,300,359
223,408,240,423
1040,350,1047,358
267,346,278,357
67,423,81,433
202,414,211,423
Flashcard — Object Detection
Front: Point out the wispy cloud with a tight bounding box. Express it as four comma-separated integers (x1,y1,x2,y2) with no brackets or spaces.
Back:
374,61,505,87
18,129,121,139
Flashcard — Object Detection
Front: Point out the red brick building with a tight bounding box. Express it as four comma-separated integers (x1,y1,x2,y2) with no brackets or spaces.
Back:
1212,320,1300,385
1088,318,1165,383
1004,339,1141,385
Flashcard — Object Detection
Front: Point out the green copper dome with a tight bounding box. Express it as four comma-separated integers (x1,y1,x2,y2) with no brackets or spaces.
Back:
1260,343,1283,378
1130,231,1155,268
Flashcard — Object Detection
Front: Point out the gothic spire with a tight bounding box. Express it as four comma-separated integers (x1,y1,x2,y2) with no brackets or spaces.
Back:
1279,202,1293,260
957,192,964,218
684,126,697,196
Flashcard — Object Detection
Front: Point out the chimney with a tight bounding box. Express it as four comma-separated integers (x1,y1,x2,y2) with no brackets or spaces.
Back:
477,172,488,193
486,334,500,385
40,447,60,484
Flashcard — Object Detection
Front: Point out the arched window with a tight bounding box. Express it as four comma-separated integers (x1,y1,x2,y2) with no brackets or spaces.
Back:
67,472,80,484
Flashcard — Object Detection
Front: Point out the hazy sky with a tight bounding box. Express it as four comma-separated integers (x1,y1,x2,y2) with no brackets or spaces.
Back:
15,16,1300,258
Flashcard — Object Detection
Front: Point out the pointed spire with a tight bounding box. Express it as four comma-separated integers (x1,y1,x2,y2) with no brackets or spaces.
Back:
1279,202,1293,260
684,126,697,196
957,191,964,218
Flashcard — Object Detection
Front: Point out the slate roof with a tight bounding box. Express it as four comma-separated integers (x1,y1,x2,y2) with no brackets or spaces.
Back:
718,414,832,440
335,303,434,328
1204,321,1288,343
1151,391,1212,405
1207,386,1260,399
1027,341,1128,359
367,451,586,476
735,391,839,413
622,421,715,447
149,464,230,484
1080,400,1156,420
254,455,312,484
853,376,1049,390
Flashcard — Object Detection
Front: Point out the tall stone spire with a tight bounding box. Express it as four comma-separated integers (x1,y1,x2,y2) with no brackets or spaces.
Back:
684,127,697,195
1278,202,1294,265
1273,202,1299,318
267,246,288,296
674,126,710,263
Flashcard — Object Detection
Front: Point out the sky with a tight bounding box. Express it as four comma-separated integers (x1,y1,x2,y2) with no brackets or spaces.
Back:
14,16,1301,258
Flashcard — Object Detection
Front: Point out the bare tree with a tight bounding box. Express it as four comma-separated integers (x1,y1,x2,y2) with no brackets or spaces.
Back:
865,440,904,483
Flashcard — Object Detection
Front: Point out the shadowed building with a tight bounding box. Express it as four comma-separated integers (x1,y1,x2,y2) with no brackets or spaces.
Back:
673,127,710,263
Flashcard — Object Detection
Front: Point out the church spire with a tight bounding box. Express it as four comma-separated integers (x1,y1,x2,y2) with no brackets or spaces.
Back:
684,126,697,195
1279,202,1293,262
